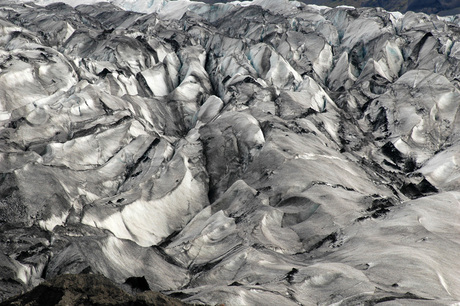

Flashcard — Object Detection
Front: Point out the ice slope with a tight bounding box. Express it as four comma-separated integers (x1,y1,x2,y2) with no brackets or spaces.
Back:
1,1,460,305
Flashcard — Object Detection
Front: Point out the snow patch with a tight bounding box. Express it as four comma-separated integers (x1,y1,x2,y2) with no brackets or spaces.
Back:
38,212,68,231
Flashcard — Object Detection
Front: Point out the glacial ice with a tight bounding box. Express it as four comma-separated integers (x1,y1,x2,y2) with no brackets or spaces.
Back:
1,1,460,305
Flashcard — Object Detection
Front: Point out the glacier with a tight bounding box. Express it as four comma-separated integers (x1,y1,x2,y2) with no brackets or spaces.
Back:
1,0,460,305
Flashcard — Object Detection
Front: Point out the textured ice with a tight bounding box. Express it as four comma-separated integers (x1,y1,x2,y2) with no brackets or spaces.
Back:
1,1,460,305
82,156,209,247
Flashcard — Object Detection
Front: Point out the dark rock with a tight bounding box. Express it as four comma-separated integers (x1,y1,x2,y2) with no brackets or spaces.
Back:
0,274,189,306
124,276,151,293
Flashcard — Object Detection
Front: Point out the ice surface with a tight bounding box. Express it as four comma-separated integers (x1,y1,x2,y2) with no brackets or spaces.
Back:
82,157,209,247
1,1,460,305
